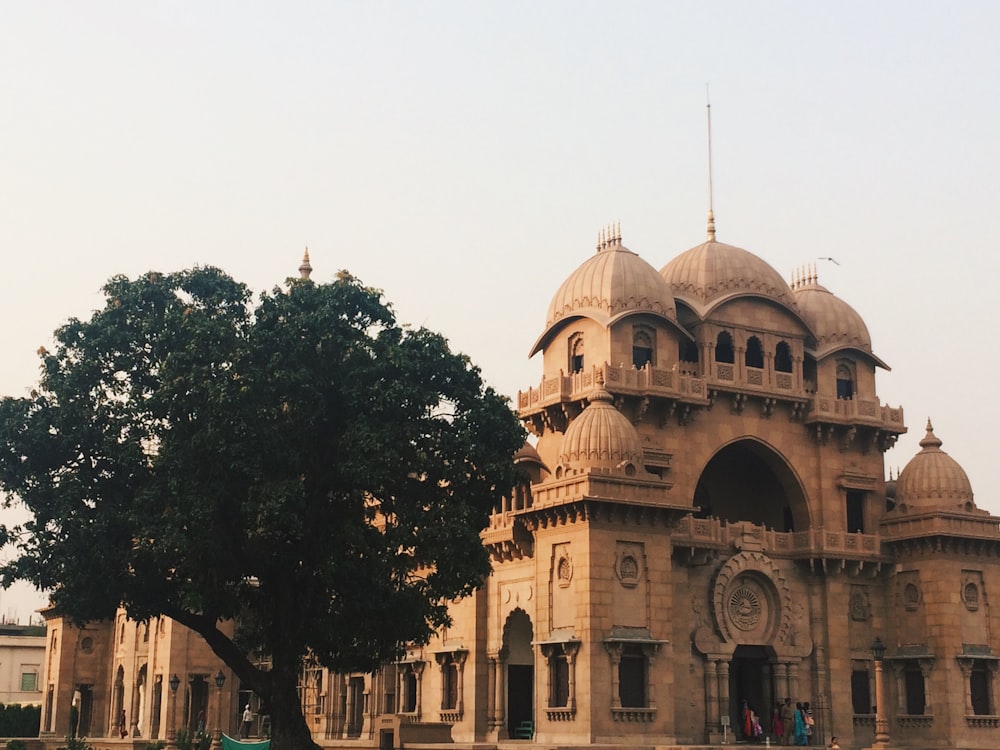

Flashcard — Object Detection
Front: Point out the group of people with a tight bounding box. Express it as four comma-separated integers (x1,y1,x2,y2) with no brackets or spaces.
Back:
774,697,830,746
741,696,833,746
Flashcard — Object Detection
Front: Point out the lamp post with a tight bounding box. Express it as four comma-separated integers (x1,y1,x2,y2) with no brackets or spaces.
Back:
167,674,180,750
212,670,226,750
871,637,890,748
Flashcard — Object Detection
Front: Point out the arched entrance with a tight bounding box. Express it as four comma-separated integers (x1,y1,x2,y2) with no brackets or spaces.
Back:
730,645,775,741
693,439,808,531
502,609,534,738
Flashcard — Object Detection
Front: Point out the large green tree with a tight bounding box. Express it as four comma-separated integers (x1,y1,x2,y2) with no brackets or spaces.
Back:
0,267,524,750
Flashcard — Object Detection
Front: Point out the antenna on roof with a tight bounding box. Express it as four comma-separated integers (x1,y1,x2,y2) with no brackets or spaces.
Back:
706,84,716,242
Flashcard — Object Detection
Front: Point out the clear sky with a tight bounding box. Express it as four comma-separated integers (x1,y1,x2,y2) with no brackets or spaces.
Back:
2,2,999,620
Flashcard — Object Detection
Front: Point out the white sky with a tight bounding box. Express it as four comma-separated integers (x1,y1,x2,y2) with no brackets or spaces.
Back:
2,2,999,619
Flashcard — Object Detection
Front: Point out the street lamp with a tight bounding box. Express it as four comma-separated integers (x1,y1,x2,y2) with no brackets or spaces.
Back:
871,637,890,747
167,674,180,750
212,670,227,750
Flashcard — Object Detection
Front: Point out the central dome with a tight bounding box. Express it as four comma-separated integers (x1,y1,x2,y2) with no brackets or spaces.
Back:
660,239,797,317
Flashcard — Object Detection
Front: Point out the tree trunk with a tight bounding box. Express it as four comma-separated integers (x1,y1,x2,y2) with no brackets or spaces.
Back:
267,662,320,750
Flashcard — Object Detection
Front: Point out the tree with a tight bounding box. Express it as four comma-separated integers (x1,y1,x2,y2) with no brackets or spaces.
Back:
0,267,525,750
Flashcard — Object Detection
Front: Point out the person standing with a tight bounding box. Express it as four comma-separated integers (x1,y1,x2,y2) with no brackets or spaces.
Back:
780,697,795,745
793,702,807,746
241,705,253,739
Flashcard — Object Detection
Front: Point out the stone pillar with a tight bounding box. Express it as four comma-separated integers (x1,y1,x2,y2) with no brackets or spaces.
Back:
959,660,973,715
455,653,467,715
705,659,719,736
718,660,731,731
774,663,789,702
787,661,800,703
607,644,623,709
566,642,580,711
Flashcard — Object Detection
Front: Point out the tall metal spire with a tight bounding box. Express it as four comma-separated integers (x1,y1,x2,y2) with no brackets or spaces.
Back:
706,84,716,242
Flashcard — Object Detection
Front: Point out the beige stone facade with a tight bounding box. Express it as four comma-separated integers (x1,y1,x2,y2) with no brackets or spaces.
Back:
0,624,46,706
39,608,237,742
36,229,1000,750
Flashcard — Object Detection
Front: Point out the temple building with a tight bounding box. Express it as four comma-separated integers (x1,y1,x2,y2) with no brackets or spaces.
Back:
38,224,1000,750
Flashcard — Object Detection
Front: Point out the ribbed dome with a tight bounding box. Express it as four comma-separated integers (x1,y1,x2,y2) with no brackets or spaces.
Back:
532,229,677,356
558,384,645,473
660,240,797,315
792,271,884,364
895,420,975,512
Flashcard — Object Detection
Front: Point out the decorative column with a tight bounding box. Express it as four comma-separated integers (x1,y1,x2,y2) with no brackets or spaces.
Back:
211,670,226,750
958,660,974,715
787,661,800,702
455,653,467,715
774,663,789,702
166,675,180,750
871,637,890,748
705,659,719,738
717,660,731,730
566,642,579,711
606,644,623,709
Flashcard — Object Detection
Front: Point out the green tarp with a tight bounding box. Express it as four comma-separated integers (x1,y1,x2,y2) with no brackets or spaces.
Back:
221,734,270,750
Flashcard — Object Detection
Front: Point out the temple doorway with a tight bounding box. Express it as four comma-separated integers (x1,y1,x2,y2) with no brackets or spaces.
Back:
502,609,534,738
730,645,774,741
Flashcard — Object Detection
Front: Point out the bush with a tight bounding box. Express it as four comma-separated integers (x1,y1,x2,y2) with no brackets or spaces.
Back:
0,704,41,737
56,736,94,750
7,740,28,750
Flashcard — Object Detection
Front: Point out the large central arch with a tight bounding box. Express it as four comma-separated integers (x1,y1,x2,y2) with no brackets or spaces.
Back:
693,438,809,531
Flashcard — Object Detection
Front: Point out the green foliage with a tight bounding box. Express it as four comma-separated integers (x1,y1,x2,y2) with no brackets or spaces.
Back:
7,740,28,750
56,736,93,750
0,268,525,749
0,704,41,737
174,728,193,750
144,742,165,750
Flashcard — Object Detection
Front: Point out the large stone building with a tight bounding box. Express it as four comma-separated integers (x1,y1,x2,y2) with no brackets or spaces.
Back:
38,226,1000,750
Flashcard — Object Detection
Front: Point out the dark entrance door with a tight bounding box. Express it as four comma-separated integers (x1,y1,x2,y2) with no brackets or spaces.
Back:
730,645,773,741
507,665,533,738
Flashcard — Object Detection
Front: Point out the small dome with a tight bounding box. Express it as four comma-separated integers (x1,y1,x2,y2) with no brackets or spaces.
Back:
792,270,887,367
558,383,645,473
532,227,678,356
895,420,975,513
514,442,549,472
660,239,797,317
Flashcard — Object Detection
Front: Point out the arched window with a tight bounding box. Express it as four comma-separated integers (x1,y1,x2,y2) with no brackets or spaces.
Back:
774,341,793,373
569,333,585,373
745,336,764,369
836,361,854,400
679,338,699,363
715,331,734,364
632,327,654,369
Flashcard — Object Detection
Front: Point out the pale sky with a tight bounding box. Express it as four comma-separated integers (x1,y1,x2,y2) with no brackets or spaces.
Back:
2,2,999,620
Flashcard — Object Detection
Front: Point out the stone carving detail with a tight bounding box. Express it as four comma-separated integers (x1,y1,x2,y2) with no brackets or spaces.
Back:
728,587,762,631
964,581,980,611
850,590,870,621
615,542,645,589
711,551,792,645
903,582,921,611
558,555,573,587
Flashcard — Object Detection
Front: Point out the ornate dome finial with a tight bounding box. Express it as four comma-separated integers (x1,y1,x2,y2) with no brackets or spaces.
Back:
920,418,943,449
299,246,313,280
707,209,716,242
